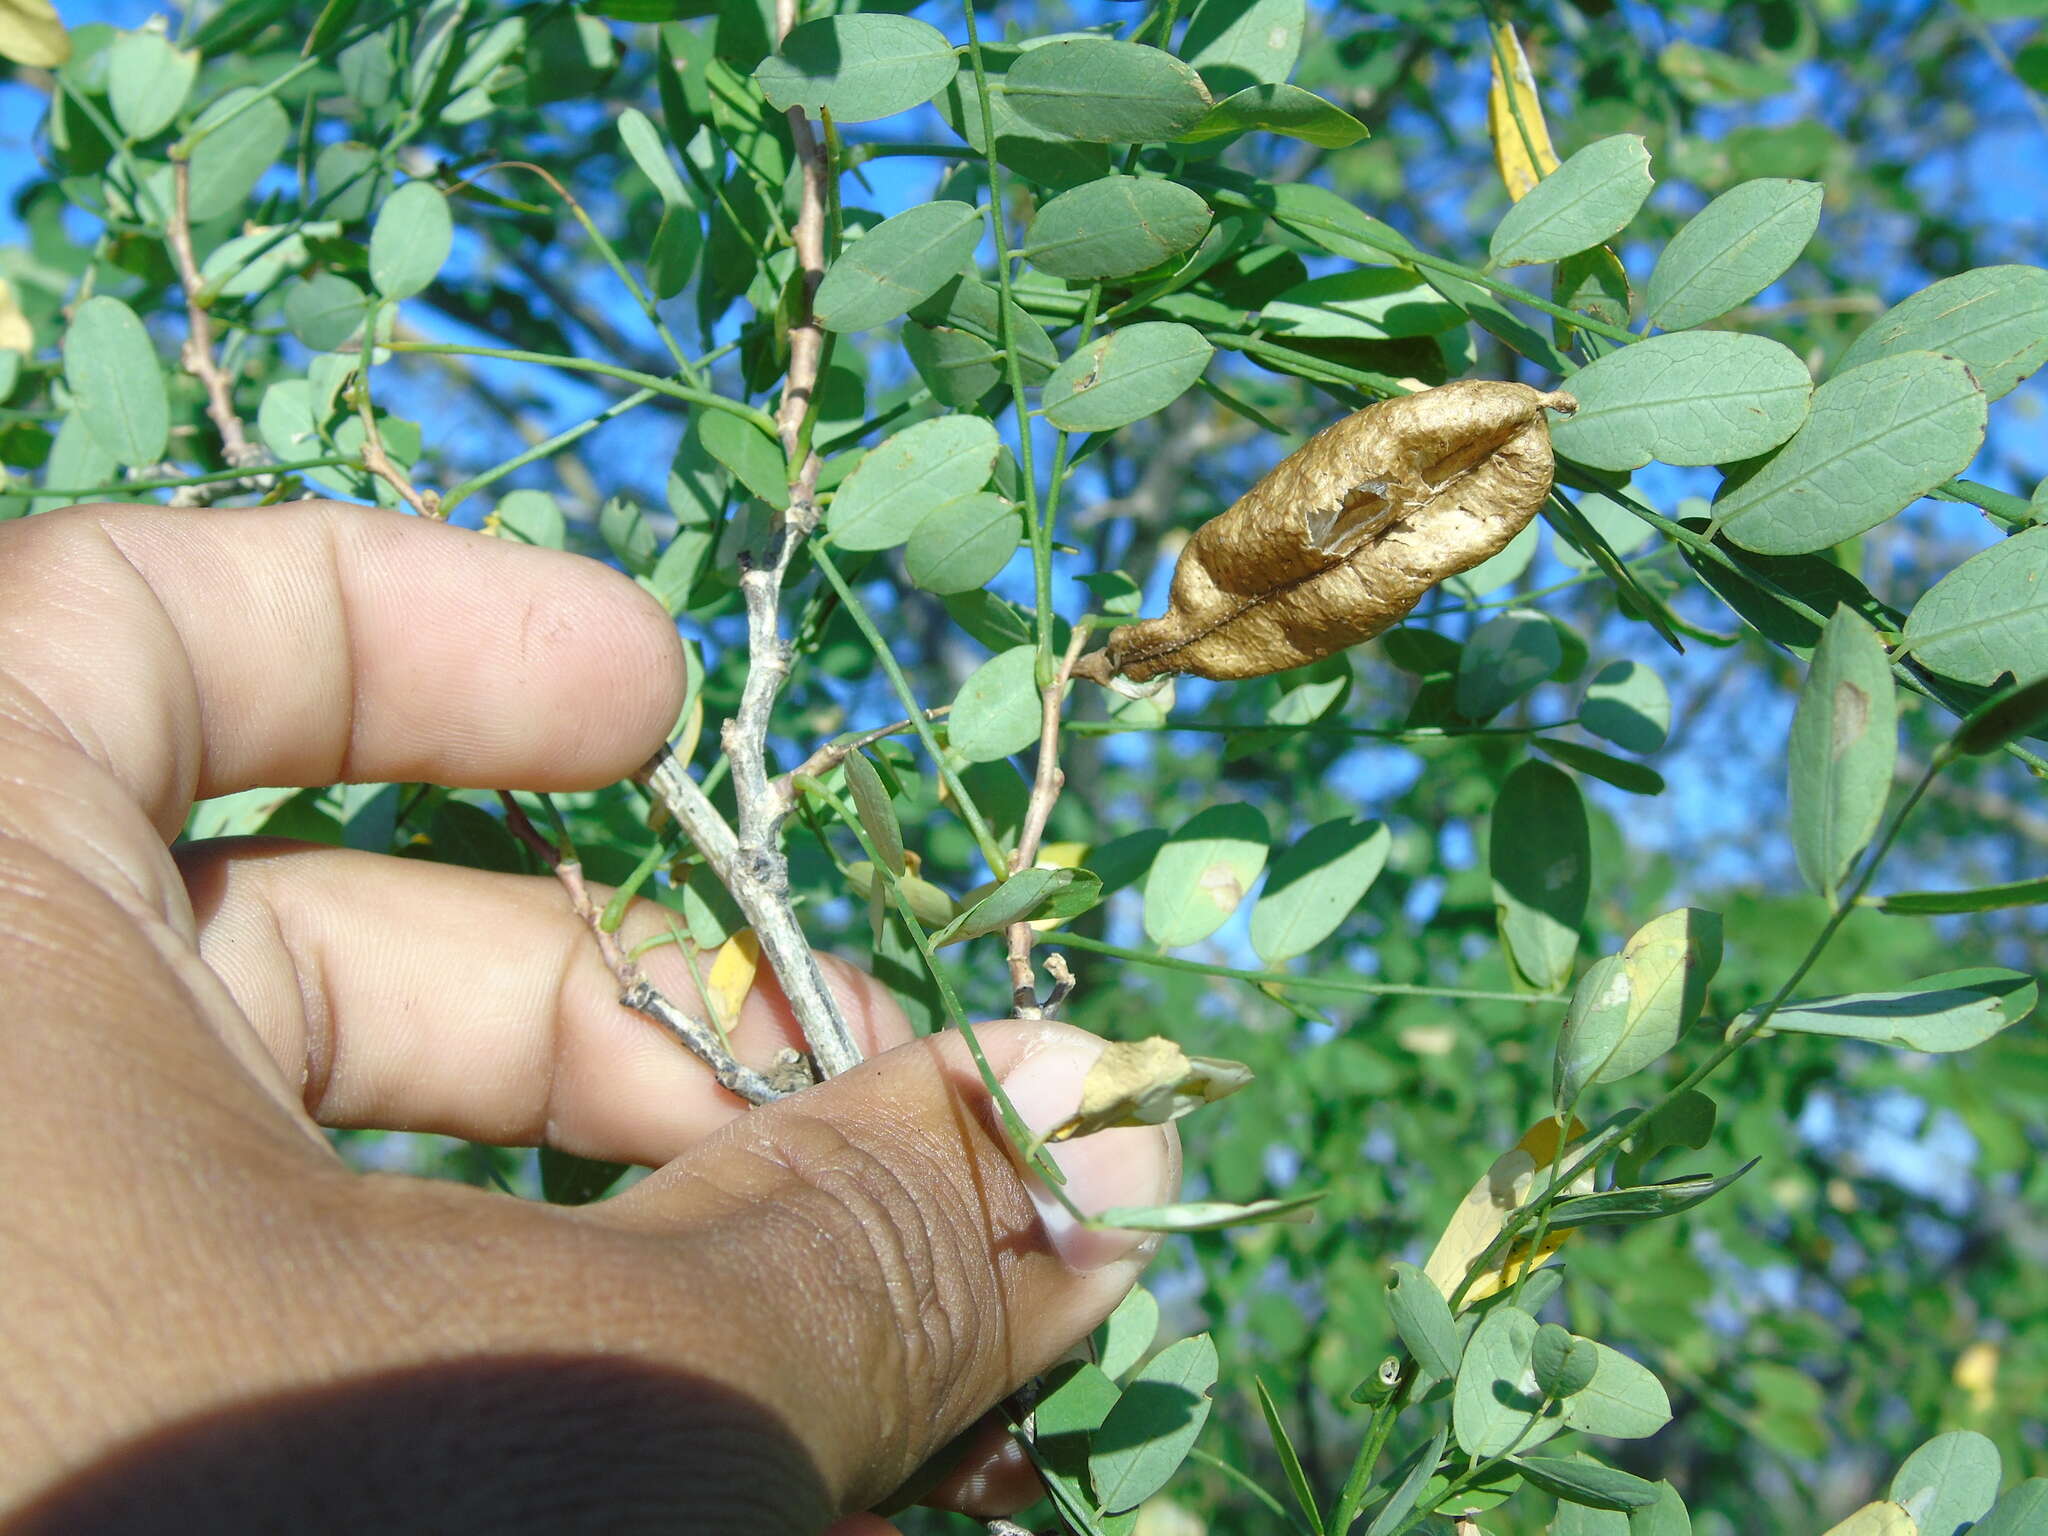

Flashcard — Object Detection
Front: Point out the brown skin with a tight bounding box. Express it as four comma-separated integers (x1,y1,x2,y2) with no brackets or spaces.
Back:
0,502,1174,1533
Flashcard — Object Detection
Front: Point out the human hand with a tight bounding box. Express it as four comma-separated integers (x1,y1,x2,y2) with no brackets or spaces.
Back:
0,501,1177,1533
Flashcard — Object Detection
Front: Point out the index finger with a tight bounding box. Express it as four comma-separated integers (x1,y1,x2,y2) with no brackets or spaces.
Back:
0,502,687,836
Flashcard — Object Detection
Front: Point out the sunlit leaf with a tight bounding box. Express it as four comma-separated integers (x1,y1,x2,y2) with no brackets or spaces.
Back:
1249,817,1390,964
1144,801,1270,947
1023,177,1212,281
1713,350,1985,556
827,415,998,551
1646,179,1823,331
1839,264,2048,401
1042,322,1213,432
1004,39,1213,144
1490,760,1589,992
814,201,985,333
1748,967,2037,1053
62,296,169,468
1550,331,1812,472
754,15,956,124
1490,134,1653,267
1903,525,2048,687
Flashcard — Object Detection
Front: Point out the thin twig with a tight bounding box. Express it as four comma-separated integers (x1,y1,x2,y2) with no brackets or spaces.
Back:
349,346,442,519
1003,625,1093,1017
497,792,789,1105
165,159,274,499
640,748,862,1078
668,0,866,1081
779,708,951,790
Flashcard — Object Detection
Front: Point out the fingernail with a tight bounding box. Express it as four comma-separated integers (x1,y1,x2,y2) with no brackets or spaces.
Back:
1000,1033,1179,1271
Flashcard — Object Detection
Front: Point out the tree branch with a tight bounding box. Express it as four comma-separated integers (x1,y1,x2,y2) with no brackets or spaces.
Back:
497,792,791,1105
1004,625,1092,1017
165,158,274,501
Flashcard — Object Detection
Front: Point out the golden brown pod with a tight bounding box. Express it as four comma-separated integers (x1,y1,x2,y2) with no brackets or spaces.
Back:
1074,380,1578,684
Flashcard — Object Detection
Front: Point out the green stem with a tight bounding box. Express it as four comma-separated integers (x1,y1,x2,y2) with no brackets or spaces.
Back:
961,0,1052,680
1328,1398,1402,1534
1055,934,1563,1006
1186,1449,1302,1528
1063,718,1578,740
442,387,660,514
382,343,774,431
24,456,357,499
809,545,1009,875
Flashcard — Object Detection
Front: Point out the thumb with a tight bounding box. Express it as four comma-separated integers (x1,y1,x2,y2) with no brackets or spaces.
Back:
603,1019,1180,1518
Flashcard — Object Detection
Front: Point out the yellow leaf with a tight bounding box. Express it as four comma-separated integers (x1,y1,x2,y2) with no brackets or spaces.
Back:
1423,1114,1590,1307
1040,1036,1253,1146
1487,18,1559,202
703,929,760,1030
0,0,68,68
1820,1501,1918,1536
0,275,33,354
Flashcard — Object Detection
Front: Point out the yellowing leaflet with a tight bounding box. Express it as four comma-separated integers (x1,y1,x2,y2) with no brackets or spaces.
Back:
1488,19,1560,201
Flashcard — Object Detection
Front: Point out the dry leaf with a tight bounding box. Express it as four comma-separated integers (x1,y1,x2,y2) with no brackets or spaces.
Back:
1487,18,1560,201
0,0,67,68
1422,1114,1592,1308
1040,1036,1253,1144
1074,381,1576,685
704,929,760,1028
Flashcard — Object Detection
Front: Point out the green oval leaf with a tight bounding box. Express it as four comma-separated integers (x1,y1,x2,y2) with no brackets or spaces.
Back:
1554,908,1722,1111
284,273,367,352
1179,82,1367,147
1903,524,2048,686
1890,1430,2001,1536
1144,802,1271,948
1004,39,1213,144
1249,817,1391,964
1789,607,1897,902
1645,178,1823,331
1749,967,2038,1053
1384,1261,1462,1381
1513,1456,1662,1512
1560,1342,1674,1439
827,415,999,551
1094,1288,1159,1382
369,180,454,300
948,645,1042,762
1490,760,1590,992
186,89,291,221
617,106,690,207
1490,134,1654,267
1713,350,1986,555
1454,1305,1563,1458
698,409,789,508
62,295,169,468
1023,176,1212,281
1092,1193,1322,1232
1183,0,1304,91
814,200,984,333
1261,268,1462,341
754,15,957,124
939,867,1101,944
842,750,903,878
904,491,1019,594
1840,264,2048,402
1089,1332,1219,1513
109,29,197,141
1550,331,1813,472
1041,322,1213,433
1581,659,1670,753
1973,1480,2048,1536
1532,1325,1599,1400
1457,610,1563,721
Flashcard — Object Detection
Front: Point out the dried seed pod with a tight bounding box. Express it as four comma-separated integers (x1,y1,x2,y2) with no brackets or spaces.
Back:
1074,381,1578,684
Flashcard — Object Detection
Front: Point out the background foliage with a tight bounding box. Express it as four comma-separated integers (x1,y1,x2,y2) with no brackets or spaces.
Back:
3,0,2046,1532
